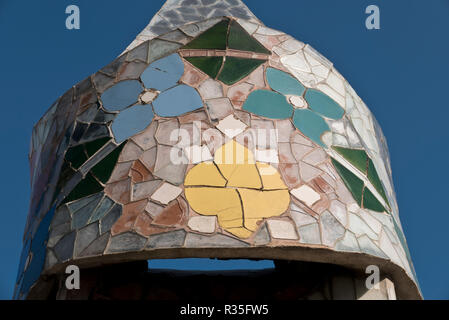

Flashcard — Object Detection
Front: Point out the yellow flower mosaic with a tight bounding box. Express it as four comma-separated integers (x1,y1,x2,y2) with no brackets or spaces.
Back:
184,140,290,239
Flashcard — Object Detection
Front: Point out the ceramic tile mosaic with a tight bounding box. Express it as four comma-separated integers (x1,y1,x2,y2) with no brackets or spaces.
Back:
15,0,420,300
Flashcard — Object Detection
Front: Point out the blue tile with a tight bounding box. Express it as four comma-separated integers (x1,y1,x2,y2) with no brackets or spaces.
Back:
20,207,55,296
101,80,142,111
266,67,305,96
111,104,154,143
305,89,345,120
153,85,203,117
89,196,115,223
243,89,293,119
141,54,184,91
293,109,330,147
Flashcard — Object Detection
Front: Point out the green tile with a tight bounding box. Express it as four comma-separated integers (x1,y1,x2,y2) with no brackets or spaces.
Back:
333,146,367,173
85,137,111,157
91,143,125,184
64,173,103,204
243,89,293,119
228,20,271,54
65,145,87,169
183,19,229,50
367,159,390,208
185,56,224,79
218,57,266,85
331,158,364,206
362,187,386,213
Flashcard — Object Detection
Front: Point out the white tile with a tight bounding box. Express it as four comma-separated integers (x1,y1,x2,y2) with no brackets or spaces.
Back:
267,220,298,240
290,185,321,207
140,90,159,104
289,95,307,108
290,209,316,227
281,52,311,73
255,148,279,163
236,19,258,35
256,26,283,36
330,121,346,135
150,182,183,205
198,78,223,100
329,200,347,227
184,145,213,164
216,115,247,138
358,209,382,234
348,213,378,240
280,38,305,53
379,229,403,267
188,216,216,234
327,70,346,96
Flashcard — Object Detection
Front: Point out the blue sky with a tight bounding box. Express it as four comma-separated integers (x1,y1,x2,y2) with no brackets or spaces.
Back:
0,0,448,300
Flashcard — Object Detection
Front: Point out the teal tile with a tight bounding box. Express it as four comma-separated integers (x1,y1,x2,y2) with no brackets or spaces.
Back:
243,89,293,119
305,89,344,120
266,68,305,96
293,109,330,147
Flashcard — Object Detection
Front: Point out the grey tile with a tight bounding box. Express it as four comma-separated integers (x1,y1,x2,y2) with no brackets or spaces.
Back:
298,223,321,245
78,232,110,258
48,222,71,248
89,196,115,223
51,206,70,228
147,230,186,249
106,232,148,253
71,194,103,230
100,204,122,235
358,235,388,259
185,233,249,248
74,222,99,257
320,210,345,247
54,231,76,262
126,41,149,62
148,39,182,64
253,224,270,246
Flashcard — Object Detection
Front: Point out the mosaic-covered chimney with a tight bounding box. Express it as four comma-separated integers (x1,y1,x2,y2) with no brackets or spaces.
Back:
15,0,421,300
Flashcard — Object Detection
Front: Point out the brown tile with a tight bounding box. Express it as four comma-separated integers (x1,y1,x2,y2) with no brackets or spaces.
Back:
105,178,131,204
152,201,184,227
111,199,147,235
131,160,153,183
312,176,334,194
178,111,208,124
278,163,301,189
180,62,208,87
